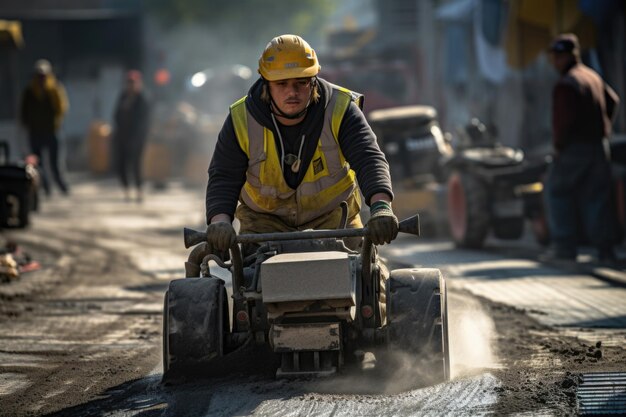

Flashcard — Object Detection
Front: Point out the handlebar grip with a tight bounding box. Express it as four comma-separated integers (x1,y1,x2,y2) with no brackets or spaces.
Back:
398,214,420,236
184,228,206,249
184,214,420,249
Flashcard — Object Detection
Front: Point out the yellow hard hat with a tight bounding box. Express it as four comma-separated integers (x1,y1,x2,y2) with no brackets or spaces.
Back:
258,34,321,81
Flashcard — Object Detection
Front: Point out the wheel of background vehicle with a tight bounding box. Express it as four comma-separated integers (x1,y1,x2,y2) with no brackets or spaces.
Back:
162,277,229,382
530,214,550,246
30,187,39,212
385,268,450,384
492,216,525,240
17,195,30,227
612,177,625,244
446,171,489,248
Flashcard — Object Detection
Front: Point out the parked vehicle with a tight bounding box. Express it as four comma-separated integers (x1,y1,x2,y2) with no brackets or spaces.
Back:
370,106,548,248
369,105,452,237
0,141,39,228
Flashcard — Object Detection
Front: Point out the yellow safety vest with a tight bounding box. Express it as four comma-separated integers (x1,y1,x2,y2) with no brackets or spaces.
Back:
230,86,362,226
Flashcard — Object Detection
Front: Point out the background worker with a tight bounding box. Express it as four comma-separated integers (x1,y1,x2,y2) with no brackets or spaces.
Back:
19,59,70,196
111,70,150,202
204,34,398,254
545,33,620,262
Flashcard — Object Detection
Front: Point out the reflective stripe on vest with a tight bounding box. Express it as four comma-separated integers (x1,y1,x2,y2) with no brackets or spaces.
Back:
229,87,360,226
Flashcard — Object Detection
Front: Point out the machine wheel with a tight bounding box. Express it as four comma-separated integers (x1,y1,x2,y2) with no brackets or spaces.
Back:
30,187,39,212
162,291,169,374
530,214,550,246
492,217,524,240
612,178,625,244
17,196,29,227
447,171,489,248
385,268,450,384
162,277,229,382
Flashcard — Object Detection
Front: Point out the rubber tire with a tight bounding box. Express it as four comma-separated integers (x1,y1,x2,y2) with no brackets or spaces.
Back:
492,217,524,240
386,268,450,384
30,187,39,212
18,195,29,227
162,291,170,375
530,214,550,246
447,171,490,248
162,277,228,382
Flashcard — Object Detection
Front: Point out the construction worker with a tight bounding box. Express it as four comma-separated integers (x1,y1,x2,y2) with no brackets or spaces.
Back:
20,59,70,196
205,34,397,253
112,70,150,202
545,33,620,262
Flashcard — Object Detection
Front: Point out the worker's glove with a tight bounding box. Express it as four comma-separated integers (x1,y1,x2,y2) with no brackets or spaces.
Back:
367,201,399,245
206,222,237,252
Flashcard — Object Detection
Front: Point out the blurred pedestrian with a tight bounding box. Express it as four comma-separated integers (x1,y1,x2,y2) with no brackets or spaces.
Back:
19,59,70,196
544,33,621,262
112,70,150,202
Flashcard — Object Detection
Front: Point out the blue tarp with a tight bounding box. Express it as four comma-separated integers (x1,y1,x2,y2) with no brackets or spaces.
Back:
481,0,506,46
444,24,470,85
579,0,623,24
436,0,474,22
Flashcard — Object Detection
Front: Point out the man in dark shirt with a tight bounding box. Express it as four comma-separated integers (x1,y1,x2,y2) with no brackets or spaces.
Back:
112,70,150,202
545,33,620,262
205,34,397,253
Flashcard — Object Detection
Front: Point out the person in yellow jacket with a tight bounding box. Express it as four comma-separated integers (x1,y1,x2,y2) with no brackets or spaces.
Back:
205,34,397,253
20,59,70,195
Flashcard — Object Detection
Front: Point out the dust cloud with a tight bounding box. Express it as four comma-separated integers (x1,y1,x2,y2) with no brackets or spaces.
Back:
300,350,444,396
295,290,499,396
447,291,499,379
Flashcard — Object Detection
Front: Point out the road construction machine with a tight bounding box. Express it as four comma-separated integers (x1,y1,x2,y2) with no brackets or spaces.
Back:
162,214,449,385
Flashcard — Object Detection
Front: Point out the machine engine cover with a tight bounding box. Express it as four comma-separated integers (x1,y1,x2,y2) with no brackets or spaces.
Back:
261,251,355,306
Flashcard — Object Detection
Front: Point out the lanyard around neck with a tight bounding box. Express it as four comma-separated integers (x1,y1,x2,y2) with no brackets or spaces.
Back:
271,113,305,174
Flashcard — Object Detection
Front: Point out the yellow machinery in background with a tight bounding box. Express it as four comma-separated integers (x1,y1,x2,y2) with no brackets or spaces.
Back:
142,142,172,187
86,120,111,174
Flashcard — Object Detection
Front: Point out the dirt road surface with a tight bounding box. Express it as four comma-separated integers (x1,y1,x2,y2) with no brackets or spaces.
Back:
1,179,625,416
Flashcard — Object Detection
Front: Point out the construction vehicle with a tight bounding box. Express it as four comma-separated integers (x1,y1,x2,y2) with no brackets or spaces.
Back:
369,106,452,237
369,106,548,248
444,118,548,247
0,22,40,229
162,214,449,384
0,142,39,228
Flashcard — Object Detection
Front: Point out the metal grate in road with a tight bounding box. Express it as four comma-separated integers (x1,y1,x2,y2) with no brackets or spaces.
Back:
578,372,626,415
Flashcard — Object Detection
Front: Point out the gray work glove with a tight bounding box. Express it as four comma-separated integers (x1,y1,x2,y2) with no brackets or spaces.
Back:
367,201,399,245
206,222,237,252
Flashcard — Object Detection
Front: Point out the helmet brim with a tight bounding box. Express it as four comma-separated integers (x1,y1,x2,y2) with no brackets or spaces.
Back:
259,66,320,81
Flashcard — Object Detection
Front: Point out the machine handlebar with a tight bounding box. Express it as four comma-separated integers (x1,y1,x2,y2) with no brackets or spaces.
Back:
183,214,420,249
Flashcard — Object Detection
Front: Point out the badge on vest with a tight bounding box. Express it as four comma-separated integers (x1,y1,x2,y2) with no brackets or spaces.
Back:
313,157,324,175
